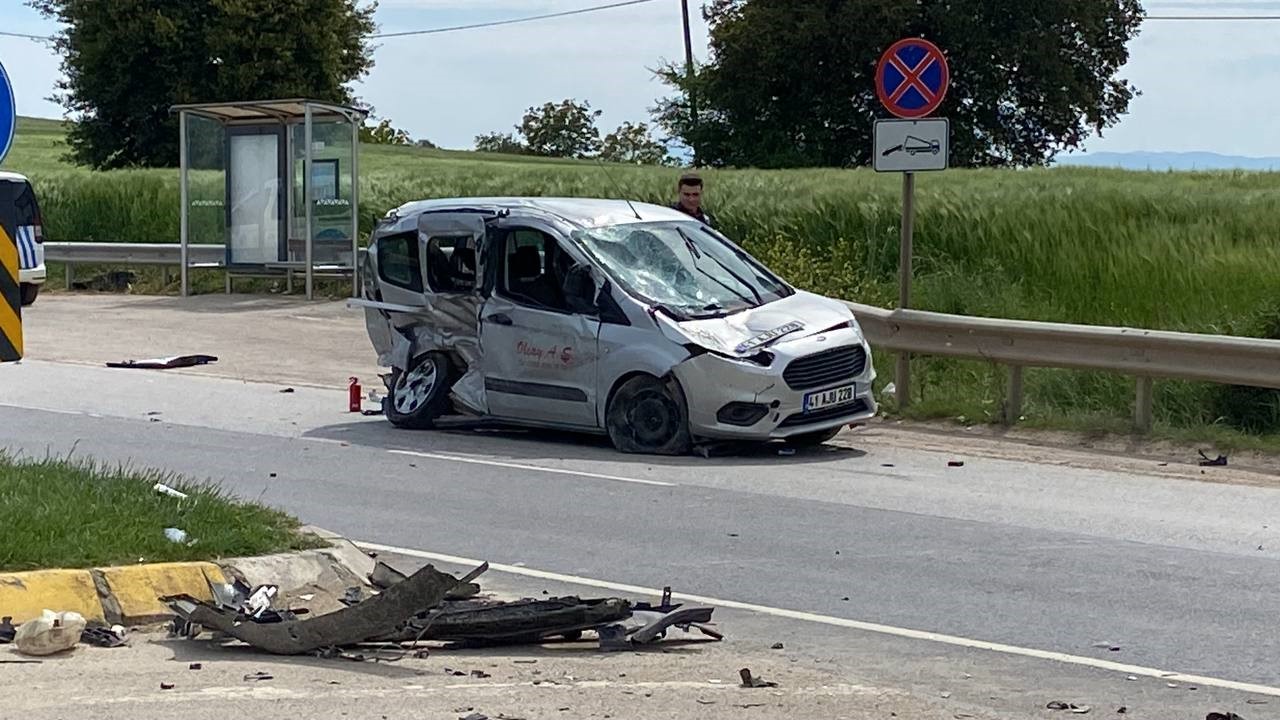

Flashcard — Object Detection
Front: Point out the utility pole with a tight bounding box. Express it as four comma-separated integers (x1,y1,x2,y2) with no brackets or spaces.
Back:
680,0,699,166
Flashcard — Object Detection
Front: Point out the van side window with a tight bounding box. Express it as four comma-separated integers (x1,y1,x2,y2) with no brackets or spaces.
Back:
14,182,41,226
425,235,477,293
375,231,423,292
498,228,577,312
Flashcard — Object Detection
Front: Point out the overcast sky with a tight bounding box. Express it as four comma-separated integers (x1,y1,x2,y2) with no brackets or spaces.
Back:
1,0,1278,158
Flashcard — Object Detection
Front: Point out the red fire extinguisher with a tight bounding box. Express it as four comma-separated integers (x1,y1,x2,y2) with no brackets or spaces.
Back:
348,377,362,413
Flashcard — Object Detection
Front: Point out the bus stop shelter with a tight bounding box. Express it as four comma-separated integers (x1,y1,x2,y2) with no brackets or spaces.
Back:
171,99,367,299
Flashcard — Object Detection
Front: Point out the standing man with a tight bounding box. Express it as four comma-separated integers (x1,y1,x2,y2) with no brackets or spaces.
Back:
672,172,718,229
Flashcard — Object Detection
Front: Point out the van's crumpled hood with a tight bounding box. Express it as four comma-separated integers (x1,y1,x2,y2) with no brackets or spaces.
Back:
655,290,861,356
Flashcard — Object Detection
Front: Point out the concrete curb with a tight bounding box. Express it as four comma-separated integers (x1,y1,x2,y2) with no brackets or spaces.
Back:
0,525,376,626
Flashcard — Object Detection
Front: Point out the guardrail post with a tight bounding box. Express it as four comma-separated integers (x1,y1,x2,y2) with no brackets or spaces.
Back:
1003,364,1024,425
64,262,73,290
1134,376,1154,433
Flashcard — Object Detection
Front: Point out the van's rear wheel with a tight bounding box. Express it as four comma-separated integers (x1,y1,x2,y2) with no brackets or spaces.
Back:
606,375,692,455
383,353,453,429
19,283,38,306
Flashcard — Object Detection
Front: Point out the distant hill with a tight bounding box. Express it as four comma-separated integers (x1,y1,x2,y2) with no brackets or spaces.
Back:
1054,151,1280,172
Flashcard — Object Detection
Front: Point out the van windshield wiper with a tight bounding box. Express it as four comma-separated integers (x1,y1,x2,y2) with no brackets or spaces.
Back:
675,227,761,306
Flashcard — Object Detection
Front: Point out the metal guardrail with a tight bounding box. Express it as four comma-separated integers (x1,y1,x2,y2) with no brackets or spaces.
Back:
845,301,1280,431
45,241,225,267
39,242,1280,433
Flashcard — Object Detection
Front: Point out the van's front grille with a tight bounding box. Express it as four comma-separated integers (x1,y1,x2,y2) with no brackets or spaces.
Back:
782,346,867,390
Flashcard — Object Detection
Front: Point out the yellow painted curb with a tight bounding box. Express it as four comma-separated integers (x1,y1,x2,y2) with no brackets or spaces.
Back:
98,562,227,624
0,570,106,625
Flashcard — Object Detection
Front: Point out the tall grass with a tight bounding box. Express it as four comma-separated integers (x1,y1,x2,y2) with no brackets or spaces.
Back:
7,117,1280,437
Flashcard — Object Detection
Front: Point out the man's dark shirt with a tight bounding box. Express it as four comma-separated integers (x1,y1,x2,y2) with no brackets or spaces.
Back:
672,203,717,229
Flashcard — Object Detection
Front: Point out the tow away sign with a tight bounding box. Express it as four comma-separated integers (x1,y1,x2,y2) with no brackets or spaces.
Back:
873,118,949,172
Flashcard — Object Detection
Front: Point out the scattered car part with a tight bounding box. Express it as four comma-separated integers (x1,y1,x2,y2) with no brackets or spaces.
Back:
162,562,468,655
106,354,218,370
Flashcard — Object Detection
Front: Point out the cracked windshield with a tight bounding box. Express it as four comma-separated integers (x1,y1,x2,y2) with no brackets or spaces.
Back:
573,221,792,319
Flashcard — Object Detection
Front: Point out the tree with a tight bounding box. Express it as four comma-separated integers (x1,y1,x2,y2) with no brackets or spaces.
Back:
517,99,603,158
474,132,527,155
651,0,1144,168
361,117,411,146
29,0,377,169
599,121,672,165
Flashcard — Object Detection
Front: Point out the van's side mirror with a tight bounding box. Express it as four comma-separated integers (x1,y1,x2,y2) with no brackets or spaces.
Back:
562,264,597,315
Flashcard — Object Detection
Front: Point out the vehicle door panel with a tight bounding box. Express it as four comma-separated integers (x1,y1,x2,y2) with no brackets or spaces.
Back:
479,225,600,428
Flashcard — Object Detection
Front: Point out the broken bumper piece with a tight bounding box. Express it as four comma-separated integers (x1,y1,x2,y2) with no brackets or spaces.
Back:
162,563,465,655
162,558,722,656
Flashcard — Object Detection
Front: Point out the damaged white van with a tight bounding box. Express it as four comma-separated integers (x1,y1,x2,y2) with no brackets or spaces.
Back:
352,197,877,455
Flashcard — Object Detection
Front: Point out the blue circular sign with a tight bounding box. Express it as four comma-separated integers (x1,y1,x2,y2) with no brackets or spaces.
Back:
0,59,15,166
875,37,950,119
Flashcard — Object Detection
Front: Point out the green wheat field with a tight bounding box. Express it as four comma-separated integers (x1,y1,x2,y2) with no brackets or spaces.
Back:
6,116,1280,443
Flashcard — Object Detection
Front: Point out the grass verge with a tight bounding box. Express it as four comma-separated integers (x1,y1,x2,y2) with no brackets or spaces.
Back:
0,451,325,573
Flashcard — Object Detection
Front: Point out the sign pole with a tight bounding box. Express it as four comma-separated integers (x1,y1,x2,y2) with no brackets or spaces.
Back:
872,35,950,412
896,170,915,408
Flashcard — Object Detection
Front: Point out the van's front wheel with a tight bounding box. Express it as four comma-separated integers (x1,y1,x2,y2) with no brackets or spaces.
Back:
606,375,692,456
384,353,453,429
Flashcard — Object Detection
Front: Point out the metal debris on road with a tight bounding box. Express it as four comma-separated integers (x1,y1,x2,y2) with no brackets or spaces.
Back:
1047,701,1091,714
1206,714,1246,720
80,624,128,648
460,713,489,720
1199,450,1228,467
243,671,274,682
162,558,721,657
739,668,778,688
106,354,218,370
771,642,784,650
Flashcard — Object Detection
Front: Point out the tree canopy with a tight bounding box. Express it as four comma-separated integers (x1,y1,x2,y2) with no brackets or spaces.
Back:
475,99,674,165
29,0,378,169
652,0,1145,168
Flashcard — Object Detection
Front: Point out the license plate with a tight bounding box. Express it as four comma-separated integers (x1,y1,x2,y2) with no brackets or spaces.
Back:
803,383,857,413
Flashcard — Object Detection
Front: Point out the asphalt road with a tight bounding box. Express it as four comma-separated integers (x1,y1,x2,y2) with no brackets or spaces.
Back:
3,358,1279,718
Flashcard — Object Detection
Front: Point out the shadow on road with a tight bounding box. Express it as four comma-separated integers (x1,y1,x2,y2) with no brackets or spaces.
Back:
303,419,869,470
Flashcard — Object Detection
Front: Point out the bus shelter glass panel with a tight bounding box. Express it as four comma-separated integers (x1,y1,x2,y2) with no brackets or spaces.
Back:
290,118,356,266
226,125,284,265
185,115,226,248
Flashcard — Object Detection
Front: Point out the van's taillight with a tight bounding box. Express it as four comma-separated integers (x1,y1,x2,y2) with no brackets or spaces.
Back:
33,210,44,243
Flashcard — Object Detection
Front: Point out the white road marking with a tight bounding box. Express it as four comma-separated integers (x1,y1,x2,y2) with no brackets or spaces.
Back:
387,449,675,487
357,541,1280,699
0,403,86,417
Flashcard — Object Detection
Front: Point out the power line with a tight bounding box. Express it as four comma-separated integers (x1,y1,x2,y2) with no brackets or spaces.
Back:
370,0,661,39
0,31,53,41
1,0,663,44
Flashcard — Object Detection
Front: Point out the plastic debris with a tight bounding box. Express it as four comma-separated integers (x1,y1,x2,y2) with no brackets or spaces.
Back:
107,354,218,370
164,528,189,544
80,624,128,648
1198,450,1228,467
243,672,274,682
160,682,174,690
948,460,965,467
153,483,188,499
189,663,202,670
739,668,778,688
771,642,784,650
13,609,87,656
1047,702,1091,714
0,616,15,643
